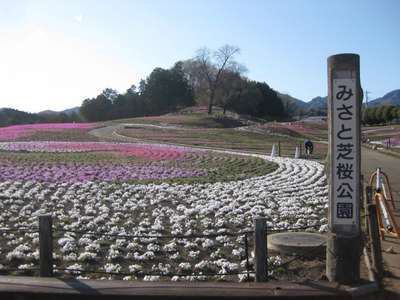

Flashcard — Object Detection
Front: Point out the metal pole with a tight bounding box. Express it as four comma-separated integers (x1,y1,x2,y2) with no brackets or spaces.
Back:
367,204,383,281
376,168,381,192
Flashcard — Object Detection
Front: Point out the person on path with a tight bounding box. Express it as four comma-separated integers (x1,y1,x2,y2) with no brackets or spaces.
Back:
304,139,313,159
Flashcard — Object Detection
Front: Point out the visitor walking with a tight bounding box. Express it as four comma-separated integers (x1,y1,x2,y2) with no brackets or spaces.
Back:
304,139,313,159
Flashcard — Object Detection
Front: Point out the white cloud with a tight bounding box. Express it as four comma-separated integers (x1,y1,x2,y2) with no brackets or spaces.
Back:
0,25,137,112
74,15,83,24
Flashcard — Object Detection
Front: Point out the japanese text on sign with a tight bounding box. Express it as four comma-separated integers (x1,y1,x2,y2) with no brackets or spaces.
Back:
332,79,358,225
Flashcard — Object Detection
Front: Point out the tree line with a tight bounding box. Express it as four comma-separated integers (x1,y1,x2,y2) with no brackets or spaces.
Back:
363,105,400,125
80,45,285,122
80,62,194,121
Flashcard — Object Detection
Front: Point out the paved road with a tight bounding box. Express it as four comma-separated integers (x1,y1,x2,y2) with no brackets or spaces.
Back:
362,147,400,204
90,124,123,141
362,147,400,296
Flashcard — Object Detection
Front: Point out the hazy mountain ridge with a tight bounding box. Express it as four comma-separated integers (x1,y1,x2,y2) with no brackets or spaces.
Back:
307,96,328,113
276,92,308,115
367,89,400,107
0,107,82,127
278,89,400,115
62,107,80,115
37,106,80,116
1,90,398,126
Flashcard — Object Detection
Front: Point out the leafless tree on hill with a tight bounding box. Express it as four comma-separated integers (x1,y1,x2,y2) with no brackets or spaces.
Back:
194,45,243,114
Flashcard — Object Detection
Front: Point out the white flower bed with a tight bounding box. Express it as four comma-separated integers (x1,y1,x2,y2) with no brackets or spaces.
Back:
0,154,328,280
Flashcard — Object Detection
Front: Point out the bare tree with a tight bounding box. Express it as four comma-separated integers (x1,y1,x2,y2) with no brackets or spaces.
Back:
195,45,241,114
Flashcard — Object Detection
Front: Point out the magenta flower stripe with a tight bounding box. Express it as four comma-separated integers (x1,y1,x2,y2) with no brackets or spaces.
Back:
384,135,400,146
0,141,190,160
0,123,97,140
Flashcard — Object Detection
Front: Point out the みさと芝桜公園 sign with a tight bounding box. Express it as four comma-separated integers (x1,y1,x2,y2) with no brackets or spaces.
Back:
331,78,359,226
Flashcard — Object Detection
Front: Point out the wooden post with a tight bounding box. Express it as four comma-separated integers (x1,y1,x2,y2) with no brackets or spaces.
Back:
278,141,281,157
254,217,267,282
326,54,362,284
367,204,383,281
39,215,53,277
299,143,302,158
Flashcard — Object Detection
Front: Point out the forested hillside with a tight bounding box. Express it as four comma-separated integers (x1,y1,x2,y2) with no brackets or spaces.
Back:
80,45,286,122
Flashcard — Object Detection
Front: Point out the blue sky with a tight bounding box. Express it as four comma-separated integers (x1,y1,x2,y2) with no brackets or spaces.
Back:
1,0,399,112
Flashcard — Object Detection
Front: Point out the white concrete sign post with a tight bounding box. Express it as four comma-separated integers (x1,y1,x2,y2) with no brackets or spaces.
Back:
326,54,362,284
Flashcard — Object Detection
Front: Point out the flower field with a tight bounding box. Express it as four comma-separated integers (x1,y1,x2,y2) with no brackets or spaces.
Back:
387,135,400,146
0,140,276,184
0,123,100,142
116,123,329,159
0,141,189,160
0,122,328,281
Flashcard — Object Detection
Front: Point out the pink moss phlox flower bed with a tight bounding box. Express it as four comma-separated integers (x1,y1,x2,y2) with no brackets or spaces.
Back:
0,161,205,183
0,141,190,160
0,141,193,160
0,141,205,182
0,123,97,141
383,136,400,146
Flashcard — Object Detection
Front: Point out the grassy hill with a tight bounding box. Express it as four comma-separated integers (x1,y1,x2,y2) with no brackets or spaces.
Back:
108,108,329,159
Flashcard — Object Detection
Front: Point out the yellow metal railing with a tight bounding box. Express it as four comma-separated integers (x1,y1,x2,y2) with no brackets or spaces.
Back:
368,168,400,239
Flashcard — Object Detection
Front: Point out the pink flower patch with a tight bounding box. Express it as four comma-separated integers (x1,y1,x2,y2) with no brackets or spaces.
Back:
384,136,400,146
0,141,189,160
0,123,97,141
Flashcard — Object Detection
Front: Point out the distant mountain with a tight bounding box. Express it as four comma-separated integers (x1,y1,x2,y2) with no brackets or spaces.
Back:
38,110,59,116
0,106,83,127
304,90,400,110
368,89,400,107
277,92,308,115
62,106,80,115
307,96,327,113
277,93,308,108
277,92,328,116
38,106,80,116
278,89,400,117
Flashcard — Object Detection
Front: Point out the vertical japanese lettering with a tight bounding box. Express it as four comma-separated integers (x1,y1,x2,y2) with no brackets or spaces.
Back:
332,79,358,225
